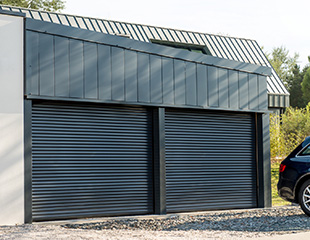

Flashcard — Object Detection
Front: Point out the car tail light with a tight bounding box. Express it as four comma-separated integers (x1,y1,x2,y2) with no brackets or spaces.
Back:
279,164,286,173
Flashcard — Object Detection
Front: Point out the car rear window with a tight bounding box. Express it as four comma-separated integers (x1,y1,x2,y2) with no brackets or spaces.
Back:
299,144,310,156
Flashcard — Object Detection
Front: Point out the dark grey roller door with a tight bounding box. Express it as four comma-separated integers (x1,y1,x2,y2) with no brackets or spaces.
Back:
32,102,153,221
165,109,257,212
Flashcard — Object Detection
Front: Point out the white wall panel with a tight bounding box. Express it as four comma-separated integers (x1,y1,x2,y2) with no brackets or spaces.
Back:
0,13,24,225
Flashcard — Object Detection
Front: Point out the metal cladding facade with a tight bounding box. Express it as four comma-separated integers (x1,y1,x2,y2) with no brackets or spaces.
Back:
0,8,272,223
25,19,269,112
0,5,289,109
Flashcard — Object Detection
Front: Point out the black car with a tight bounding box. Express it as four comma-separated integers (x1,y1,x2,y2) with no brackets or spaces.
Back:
278,136,310,216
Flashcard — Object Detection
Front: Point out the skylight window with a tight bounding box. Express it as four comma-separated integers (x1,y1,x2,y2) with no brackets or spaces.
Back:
151,39,211,55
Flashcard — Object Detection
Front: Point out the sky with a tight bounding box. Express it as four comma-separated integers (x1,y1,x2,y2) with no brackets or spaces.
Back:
64,0,309,68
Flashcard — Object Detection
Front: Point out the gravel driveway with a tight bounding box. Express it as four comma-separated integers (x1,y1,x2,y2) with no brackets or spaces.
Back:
1,206,310,240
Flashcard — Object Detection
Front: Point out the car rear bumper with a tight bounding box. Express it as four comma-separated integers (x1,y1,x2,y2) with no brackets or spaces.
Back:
277,178,296,203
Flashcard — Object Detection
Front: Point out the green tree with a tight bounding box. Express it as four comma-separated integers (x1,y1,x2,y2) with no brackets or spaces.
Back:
0,0,65,12
302,66,310,104
270,103,310,159
266,46,299,87
287,64,306,108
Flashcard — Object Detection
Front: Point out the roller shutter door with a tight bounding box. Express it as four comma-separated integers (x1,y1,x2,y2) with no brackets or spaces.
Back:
165,109,257,212
32,102,153,221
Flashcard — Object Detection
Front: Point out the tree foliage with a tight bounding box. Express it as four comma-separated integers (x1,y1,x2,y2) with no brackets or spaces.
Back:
302,67,310,104
286,64,307,108
266,46,299,87
270,103,310,159
0,0,65,12
266,47,310,107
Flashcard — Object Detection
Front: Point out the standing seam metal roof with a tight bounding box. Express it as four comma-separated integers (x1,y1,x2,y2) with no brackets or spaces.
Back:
0,5,289,105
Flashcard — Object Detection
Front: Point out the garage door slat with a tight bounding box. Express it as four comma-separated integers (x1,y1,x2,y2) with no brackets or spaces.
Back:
165,109,257,212
32,102,153,221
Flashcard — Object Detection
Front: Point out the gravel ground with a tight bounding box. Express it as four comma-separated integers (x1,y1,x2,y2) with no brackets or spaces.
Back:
1,206,310,240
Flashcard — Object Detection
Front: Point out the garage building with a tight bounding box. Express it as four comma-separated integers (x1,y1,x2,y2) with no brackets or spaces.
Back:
1,7,272,224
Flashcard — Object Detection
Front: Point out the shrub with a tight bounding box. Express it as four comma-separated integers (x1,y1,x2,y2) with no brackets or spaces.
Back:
270,103,310,159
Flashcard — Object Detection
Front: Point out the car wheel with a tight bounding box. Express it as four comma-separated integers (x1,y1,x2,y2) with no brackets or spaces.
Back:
299,180,310,217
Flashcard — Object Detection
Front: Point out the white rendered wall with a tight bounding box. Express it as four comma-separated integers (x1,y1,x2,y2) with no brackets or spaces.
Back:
0,14,24,225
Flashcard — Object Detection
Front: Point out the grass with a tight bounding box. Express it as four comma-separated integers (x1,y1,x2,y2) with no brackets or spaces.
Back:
271,159,289,206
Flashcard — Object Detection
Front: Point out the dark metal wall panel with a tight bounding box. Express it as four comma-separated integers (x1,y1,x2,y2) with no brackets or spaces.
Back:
228,70,239,109
257,113,271,207
279,95,284,108
25,27,268,113
197,64,208,107
31,102,153,221
69,39,83,98
26,31,39,95
285,95,290,107
208,66,219,107
218,68,229,108
268,95,274,108
137,53,150,103
249,74,258,110
111,47,125,101
98,44,112,100
54,36,69,97
268,94,290,111
39,34,54,96
258,75,268,110
84,42,98,99
174,60,186,106
165,109,257,212
162,58,174,105
185,62,197,106
261,113,272,207
125,50,138,102
239,72,249,110
150,55,162,104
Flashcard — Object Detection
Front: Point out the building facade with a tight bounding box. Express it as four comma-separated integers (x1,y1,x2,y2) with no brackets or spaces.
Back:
0,7,275,224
